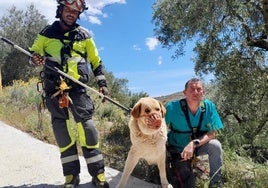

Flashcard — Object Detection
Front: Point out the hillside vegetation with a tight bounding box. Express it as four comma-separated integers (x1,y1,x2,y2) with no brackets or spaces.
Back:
0,78,267,188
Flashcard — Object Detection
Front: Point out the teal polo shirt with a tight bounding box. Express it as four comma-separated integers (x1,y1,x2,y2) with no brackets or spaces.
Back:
165,98,223,152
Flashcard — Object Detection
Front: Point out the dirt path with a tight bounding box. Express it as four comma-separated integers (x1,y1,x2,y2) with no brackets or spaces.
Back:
0,121,158,188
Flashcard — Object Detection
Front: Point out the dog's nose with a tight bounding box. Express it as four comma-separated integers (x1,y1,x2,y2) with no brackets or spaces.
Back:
147,113,162,129
150,113,160,120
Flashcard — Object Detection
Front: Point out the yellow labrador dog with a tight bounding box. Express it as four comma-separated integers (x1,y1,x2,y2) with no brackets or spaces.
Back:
116,97,172,188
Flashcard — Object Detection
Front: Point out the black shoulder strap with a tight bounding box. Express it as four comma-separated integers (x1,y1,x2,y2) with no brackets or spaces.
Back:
180,98,206,139
40,22,66,40
169,122,192,134
197,100,206,131
180,98,192,131
171,98,206,138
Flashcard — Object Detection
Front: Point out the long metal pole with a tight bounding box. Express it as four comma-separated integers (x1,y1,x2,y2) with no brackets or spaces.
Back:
0,36,131,112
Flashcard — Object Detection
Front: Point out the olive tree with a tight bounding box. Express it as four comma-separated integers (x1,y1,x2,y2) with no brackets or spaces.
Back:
152,0,268,162
0,4,47,85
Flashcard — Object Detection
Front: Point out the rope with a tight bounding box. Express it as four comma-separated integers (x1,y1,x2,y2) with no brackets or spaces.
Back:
203,165,222,188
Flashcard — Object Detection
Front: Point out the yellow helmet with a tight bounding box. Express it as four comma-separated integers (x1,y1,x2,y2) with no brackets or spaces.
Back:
57,0,87,13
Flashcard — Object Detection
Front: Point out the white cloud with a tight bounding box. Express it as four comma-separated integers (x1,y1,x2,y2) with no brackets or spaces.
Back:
87,4,103,15
0,0,57,23
132,44,141,51
88,0,126,9
145,37,159,51
84,0,126,25
0,0,126,25
158,56,162,65
98,46,105,51
87,15,102,25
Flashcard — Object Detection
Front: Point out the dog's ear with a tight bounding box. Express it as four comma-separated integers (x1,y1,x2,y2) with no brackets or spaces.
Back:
131,102,142,118
158,101,166,117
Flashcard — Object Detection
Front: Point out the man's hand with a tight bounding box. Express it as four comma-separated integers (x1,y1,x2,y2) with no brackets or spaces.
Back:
30,53,45,65
99,86,109,96
99,86,109,102
181,141,195,160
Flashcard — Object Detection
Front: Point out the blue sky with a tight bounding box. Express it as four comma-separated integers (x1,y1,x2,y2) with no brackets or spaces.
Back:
0,0,198,97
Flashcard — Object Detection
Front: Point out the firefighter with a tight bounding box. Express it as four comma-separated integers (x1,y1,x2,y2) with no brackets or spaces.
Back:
29,0,109,187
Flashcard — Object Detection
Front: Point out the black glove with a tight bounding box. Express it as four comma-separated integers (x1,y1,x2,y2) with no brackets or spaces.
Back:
97,79,108,95
99,86,109,96
99,86,108,103
96,70,108,101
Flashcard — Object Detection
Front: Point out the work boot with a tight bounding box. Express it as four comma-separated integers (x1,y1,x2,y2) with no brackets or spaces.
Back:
92,173,109,188
63,174,80,188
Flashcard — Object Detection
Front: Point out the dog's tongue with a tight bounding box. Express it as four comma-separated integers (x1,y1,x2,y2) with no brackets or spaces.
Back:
148,114,162,129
